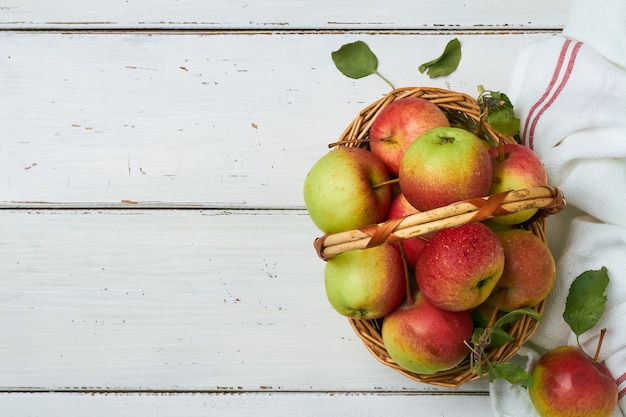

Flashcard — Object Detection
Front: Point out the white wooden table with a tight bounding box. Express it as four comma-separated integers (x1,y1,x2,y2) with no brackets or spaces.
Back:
1,2,572,415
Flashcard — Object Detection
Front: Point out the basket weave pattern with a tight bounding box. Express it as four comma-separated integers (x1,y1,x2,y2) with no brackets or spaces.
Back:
315,86,565,388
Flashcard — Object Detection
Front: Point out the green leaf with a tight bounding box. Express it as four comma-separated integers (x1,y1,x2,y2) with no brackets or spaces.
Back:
489,328,514,348
331,41,379,80
487,107,521,137
331,41,395,89
477,87,521,137
563,267,610,338
497,92,515,108
418,38,462,78
493,308,542,330
487,361,534,388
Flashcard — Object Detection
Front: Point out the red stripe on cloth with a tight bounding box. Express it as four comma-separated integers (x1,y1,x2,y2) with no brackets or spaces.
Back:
618,371,626,399
522,40,583,149
522,39,573,146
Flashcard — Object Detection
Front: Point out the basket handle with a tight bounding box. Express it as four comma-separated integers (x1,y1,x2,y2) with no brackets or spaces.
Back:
314,186,565,260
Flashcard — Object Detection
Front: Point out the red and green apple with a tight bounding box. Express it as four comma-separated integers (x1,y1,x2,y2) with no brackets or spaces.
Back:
529,345,618,417
489,143,548,225
486,228,556,312
415,222,505,312
369,97,450,176
382,291,473,374
399,127,492,211
324,243,406,320
303,147,393,234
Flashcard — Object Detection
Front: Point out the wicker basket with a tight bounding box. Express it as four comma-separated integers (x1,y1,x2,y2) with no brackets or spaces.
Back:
314,86,565,388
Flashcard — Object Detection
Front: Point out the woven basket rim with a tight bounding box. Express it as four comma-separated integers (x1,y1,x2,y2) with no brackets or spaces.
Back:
317,86,564,388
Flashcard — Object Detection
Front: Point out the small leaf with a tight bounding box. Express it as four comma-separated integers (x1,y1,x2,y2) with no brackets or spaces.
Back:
493,308,542,330
331,41,379,80
477,87,520,137
498,92,515,108
489,328,514,348
487,107,521,137
563,267,610,338
418,38,462,78
488,361,534,388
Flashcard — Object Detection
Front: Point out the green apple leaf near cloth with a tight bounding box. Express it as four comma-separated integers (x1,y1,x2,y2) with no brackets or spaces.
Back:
477,87,521,137
563,266,610,343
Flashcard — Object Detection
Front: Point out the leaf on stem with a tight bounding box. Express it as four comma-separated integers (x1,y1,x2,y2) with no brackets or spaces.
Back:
418,38,462,78
493,308,542,330
331,41,395,89
488,361,534,388
477,87,521,137
332,41,379,79
563,267,610,340
488,106,521,137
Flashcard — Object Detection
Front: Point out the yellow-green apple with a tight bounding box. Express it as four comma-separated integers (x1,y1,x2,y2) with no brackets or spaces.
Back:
529,346,618,417
489,143,548,225
486,229,556,312
399,127,492,211
303,147,393,234
415,222,504,312
386,193,430,267
382,291,473,374
368,97,450,176
324,243,406,319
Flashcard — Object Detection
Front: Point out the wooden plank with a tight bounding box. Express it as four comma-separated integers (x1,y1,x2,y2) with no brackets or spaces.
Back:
0,209,489,393
0,0,572,30
0,392,492,417
0,30,559,208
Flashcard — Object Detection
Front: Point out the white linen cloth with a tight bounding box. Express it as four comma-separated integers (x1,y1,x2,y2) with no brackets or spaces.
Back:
490,0,626,416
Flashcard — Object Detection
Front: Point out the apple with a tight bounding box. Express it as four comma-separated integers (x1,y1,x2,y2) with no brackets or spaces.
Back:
489,143,548,225
303,147,393,234
486,229,556,312
386,193,430,267
529,345,618,417
382,291,473,374
399,127,492,211
369,97,450,176
415,222,505,312
324,243,406,319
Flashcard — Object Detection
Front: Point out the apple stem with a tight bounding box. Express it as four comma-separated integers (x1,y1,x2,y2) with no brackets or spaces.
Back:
593,328,607,363
497,137,507,161
372,178,400,190
398,241,413,305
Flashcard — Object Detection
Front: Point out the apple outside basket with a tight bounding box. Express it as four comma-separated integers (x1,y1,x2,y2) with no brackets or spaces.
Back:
313,86,566,388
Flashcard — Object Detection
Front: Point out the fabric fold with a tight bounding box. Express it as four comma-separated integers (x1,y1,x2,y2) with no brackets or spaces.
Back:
490,1,626,416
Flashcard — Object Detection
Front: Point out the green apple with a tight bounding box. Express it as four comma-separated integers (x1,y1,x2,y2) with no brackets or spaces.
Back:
369,97,450,176
382,291,473,374
529,346,618,417
489,143,548,225
398,126,492,211
303,147,393,234
324,243,406,320
415,222,505,312
486,229,556,312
